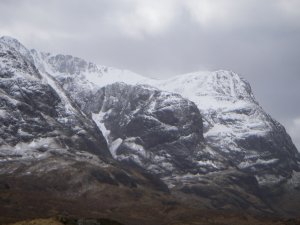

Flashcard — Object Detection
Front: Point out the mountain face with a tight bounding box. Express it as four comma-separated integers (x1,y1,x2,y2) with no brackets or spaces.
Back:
83,82,208,176
156,71,300,185
0,36,109,160
1,36,300,223
30,43,299,186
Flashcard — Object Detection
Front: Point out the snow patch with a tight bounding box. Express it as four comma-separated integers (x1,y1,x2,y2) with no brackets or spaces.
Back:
0,137,63,161
92,111,110,142
0,109,7,117
110,138,123,158
123,138,147,158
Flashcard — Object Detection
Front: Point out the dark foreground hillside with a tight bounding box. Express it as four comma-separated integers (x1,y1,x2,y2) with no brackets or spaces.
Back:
3,214,300,225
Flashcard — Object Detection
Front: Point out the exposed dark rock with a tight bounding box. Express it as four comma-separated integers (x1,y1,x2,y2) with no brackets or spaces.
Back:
78,82,207,176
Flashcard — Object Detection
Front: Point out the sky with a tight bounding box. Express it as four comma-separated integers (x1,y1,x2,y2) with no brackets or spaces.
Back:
0,0,299,150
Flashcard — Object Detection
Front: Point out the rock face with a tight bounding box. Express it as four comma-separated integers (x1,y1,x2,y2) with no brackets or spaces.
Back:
84,82,207,176
0,36,109,161
1,36,300,222
29,51,229,177
155,71,300,185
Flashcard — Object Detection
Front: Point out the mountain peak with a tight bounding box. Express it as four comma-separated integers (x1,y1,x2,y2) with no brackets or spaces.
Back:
157,69,255,106
0,35,20,43
0,36,31,58
1,35,23,48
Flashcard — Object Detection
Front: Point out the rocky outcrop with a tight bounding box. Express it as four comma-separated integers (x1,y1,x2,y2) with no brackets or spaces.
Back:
0,36,109,161
82,82,212,176
156,71,300,185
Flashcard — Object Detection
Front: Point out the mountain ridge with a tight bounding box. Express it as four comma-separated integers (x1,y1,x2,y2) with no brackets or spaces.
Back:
1,35,299,183
20,36,299,184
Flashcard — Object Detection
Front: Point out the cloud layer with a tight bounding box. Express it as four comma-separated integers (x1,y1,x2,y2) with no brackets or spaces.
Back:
0,0,299,149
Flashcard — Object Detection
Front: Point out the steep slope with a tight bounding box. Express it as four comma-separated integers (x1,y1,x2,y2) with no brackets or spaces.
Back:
0,36,176,189
81,82,222,176
0,36,109,160
29,49,228,177
155,71,300,185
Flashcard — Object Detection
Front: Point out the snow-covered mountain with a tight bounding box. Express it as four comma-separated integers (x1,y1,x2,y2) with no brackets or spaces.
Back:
1,36,300,220
0,36,172,218
24,36,299,186
155,71,300,184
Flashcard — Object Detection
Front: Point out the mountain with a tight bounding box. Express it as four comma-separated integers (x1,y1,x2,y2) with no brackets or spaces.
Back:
30,40,299,186
0,36,300,224
156,71,300,185
0,36,111,158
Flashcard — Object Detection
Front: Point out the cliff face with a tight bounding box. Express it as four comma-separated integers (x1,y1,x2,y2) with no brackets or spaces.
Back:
31,42,299,186
0,36,110,161
155,70,300,185
85,82,207,176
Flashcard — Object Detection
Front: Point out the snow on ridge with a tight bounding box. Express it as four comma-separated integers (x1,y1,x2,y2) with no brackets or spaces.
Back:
0,36,257,107
27,45,255,105
156,70,255,103
0,36,32,59
5,41,284,158
1,37,298,184
31,48,273,156
30,50,78,115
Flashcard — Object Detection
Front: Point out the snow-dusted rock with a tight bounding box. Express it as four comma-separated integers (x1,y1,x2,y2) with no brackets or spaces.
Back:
154,71,300,183
30,44,299,185
82,82,219,176
0,37,110,162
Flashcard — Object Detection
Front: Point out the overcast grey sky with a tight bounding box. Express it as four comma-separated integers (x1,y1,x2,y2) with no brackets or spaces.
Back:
0,0,299,149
